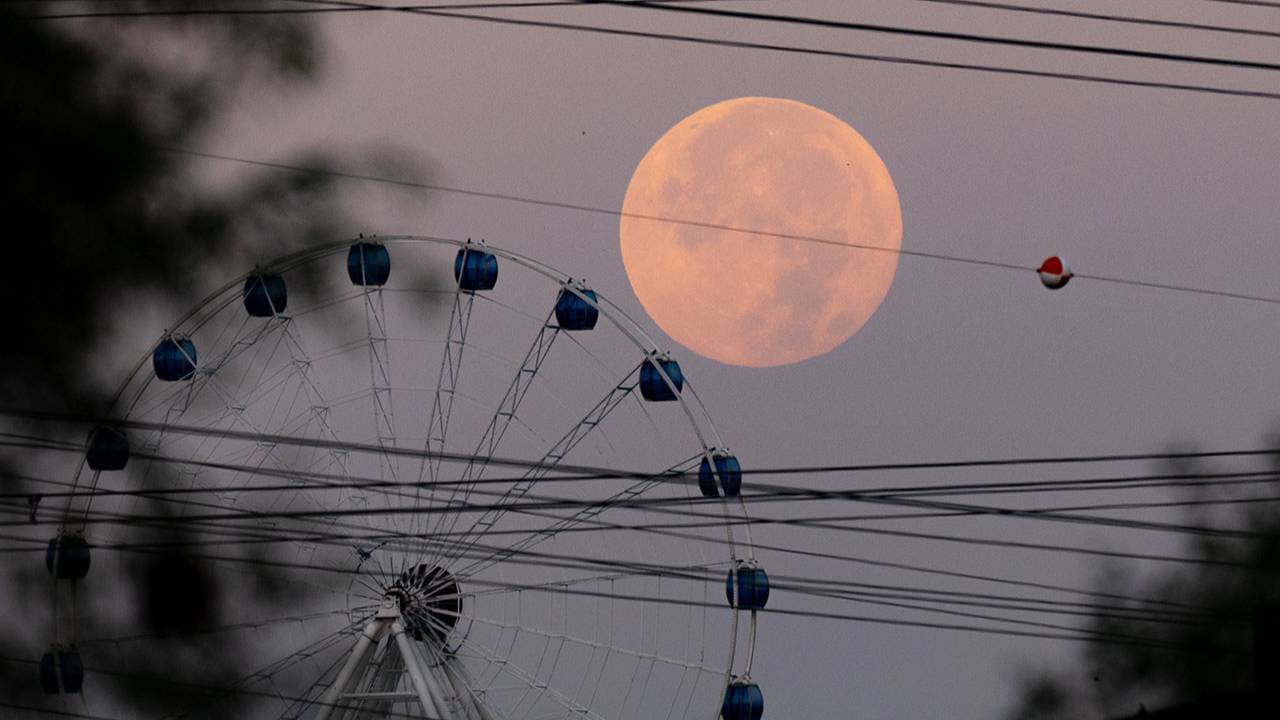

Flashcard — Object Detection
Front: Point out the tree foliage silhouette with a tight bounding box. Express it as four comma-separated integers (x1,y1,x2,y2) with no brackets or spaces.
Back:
0,6,354,715
1004,445,1280,719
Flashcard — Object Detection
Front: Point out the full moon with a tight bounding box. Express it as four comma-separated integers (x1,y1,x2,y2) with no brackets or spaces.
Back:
620,97,902,367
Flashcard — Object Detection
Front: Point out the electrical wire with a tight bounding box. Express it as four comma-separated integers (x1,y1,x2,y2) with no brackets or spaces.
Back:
1203,0,1280,9
21,0,740,20
17,553,1257,649
5,440,1278,503
4,456,1271,543
5,405,1279,482
164,145,1280,307
41,0,1280,74
25,0,1280,103
0,522,1249,624
909,0,1280,40
596,0,1280,72
307,2,1280,103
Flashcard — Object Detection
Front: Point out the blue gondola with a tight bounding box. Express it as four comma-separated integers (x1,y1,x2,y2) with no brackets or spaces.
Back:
554,285,599,331
46,536,90,580
86,427,128,472
153,337,197,381
699,451,742,498
347,242,391,286
454,246,499,292
726,563,770,610
40,647,83,694
639,354,683,402
243,273,288,317
721,679,764,720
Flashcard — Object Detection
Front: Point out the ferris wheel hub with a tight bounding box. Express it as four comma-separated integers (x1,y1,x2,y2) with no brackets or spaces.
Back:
383,563,462,645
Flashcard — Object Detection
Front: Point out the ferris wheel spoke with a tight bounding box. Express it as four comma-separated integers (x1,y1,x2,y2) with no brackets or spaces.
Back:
449,453,698,579
176,317,288,419
122,313,266,425
360,285,412,546
415,282,478,543
453,633,606,720
457,561,721,604
272,647,355,720
435,647,501,720
438,607,723,676
59,238,745,719
128,438,353,552
149,313,376,548
413,631,485,720
439,366,642,573
160,619,359,720
425,308,560,568
77,607,365,647
264,308,395,545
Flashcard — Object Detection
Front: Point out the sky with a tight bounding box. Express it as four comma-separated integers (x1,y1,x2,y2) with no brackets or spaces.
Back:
25,2,1280,719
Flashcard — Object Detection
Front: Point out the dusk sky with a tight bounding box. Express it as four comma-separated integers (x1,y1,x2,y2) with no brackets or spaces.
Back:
10,2,1280,719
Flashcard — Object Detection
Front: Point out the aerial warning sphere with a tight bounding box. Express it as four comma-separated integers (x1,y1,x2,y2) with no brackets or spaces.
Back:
1037,256,1073,290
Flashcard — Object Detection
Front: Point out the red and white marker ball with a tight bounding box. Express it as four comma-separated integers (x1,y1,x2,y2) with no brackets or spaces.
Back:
1037,256,1073,290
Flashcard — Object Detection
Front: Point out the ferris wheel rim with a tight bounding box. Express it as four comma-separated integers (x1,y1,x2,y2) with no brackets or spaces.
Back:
72,235,746,550
49,236,763,719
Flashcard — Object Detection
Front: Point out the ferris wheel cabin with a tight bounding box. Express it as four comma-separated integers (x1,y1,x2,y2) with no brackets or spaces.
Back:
243,273,288,317
347,242,391,286
722,679,765,720
639,353,684,402
554,284,599,331
152,337,197,381
454,246,499,292
86,427,129,472
699,451,743,498
40,646,83,694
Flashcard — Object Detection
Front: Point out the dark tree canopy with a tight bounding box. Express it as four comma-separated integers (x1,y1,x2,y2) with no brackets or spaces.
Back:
0,5,336,411
0,6,352,714
1003,450,1280,720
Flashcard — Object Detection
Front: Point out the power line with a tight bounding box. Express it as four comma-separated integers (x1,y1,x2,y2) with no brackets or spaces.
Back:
909,0,1280,40
7,467,1265,541
3,413,1277,549
7,445,1277,504
30,524,1213,629
3,491,1235,617
29,0,1280,105
1203,0,1280,9
317,2,1280,103
4,474,1264,579
7,405,1279,480
6,492,1226,612
161,146,1280,307
0,653,425,720
21,0,738,20
7,485,1276,577
2,439,1273,543
598,0,1280,73
0,537,1241,651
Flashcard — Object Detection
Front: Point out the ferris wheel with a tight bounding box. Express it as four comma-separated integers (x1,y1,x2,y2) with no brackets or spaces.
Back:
40,237,769,720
